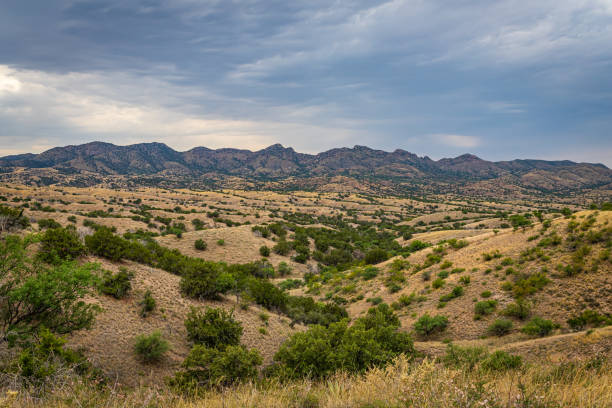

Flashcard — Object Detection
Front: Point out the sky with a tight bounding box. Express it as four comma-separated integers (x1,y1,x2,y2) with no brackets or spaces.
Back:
0,0,611,166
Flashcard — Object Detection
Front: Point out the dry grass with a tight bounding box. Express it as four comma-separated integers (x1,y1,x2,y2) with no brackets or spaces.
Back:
2,356,611,408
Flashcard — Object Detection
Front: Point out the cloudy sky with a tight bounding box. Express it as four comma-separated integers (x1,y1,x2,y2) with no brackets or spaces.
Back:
1,0,611,165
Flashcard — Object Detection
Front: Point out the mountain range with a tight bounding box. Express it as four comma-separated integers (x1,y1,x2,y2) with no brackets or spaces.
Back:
1,141,611,196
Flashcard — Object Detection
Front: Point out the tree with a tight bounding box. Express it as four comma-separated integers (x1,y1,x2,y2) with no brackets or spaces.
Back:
413,314,448,337
39,227,85,264
85,227,127,261
0,235,99,343
184,307,243,349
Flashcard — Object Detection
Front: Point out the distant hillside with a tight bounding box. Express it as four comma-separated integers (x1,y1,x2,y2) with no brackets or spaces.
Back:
1,141,611,196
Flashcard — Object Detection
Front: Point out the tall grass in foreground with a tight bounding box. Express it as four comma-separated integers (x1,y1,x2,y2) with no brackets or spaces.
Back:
1,356,610,408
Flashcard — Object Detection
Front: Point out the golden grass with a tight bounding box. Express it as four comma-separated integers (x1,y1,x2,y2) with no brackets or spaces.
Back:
2,356,611,408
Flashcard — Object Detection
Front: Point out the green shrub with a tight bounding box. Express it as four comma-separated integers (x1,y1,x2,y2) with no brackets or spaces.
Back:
39,227,85,263
487,319,513,336
277,261,291,276
502,300,531,320
439,286,463,303
216,239,225,246
364,248,389,265
273,304,413,379
194,239,207,251
567,310,612,331
139,290,156,317
521,317,558,337
432,278,445,289
180,261,233,300
85,227,127,261
37,218,61,229
99,268,133,299
134,330,169,363
480,290,492,298
474,300,497,317
480,350,522,372
0,205,29,231
170,344,261,390
414,314,449,337
259,245,270,257
442,344,487,371
184,307,243,349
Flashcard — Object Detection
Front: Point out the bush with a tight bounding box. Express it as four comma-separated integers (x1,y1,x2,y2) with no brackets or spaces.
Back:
480,350,522,372
567,310,612,331
99,267,133,299
194,239,207,251
277,261,291,276
216,239,225,246
273,239,291,255
85,227,127,261
364,248,389,265
488,319,513,336
521,317,558,337
414,314,448,337
259,245,270,257
184,307,243,349
38,218,61,229
0,236,99,341
474,300,497,318
432,278,445,289
134,330,169,363
39,227,85,263
273,304,413,379
170,344,261,390
180,261,232,300
139,290,156,317
502,300,531,320
0,204,29,231
442,344,488,371
439,286,463,303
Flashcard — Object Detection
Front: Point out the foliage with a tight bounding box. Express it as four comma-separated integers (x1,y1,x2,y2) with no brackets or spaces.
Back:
364,248,389,265
474,300,497,318
273,304,413,379
259,245,270,257
567,310,612,331
0,235,99,342
180,261,233,300
139,290,156,317
502,300,531,320
98,268,133,299
413,314,448,337
0,204,29,231
194,239,207,251
85,227,128,262
37,218,61,229
134,330,169,363
185,307,243,349
170,344,262,390
487,319,513,336
480,351,522,372
521,317,558,337
38,227,85,264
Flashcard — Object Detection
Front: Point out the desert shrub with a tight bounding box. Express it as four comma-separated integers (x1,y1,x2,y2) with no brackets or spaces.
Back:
439,286,463,303
247,278,288,311
185,307,243,349
459,275,471,285
39,227,85,263
99,267,133,299
285,296,348,326
480,290,492,298
567,310,612,331
474,300,497,318
259,245,270,257
180,261,232,300
521,317,558,337
481,250,502,261
480,350,522,372
273,304,413,379
447,239,469,249
442,344,488,371
364,248,388,265
134,330,169,363
170,344,261,390
414,314,448,337
37,218,61,229
11,328,88,384
273,239,292,256
488,319,513,336
277,261,291,276
512,272,549,298
0,205,29,231
67,215,77,223
216,239,225,246
439,260,453,269
191,218,205,230
85,227,127,261
194,239,207,251
0,236,99,341
432,278,445,289
361,266,379,280
502,300,531,320
139,290,156,317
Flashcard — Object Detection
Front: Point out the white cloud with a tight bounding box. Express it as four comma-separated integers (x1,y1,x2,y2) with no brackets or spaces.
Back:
0,64,364,154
